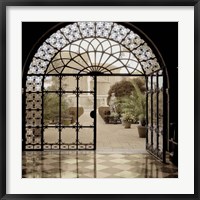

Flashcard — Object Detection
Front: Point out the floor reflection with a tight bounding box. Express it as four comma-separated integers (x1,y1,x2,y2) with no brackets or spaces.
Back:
22,151,178,178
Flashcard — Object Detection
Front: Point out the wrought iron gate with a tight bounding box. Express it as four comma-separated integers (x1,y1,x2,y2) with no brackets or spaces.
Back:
146,70,167,162
25,75,96,150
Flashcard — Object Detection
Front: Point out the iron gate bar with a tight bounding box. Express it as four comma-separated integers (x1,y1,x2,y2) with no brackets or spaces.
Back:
156,73,159,152
94,75,97,150
156,72,159,152
162,70,168,163
22,88,25,151
27,73,163,77
27,73,156,77
76,76,79,150
59,76,61,149
151,75,153,147
146,76,148,146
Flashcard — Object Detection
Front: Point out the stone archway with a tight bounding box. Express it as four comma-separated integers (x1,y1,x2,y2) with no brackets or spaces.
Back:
22,22,168,162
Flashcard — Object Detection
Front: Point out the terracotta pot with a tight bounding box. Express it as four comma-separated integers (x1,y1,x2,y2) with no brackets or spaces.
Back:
137,125,147,138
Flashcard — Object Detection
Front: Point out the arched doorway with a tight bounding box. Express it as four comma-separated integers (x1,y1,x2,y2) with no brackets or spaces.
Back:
22,22,168,163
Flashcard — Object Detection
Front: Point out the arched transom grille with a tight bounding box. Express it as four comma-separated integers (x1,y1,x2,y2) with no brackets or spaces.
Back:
27,22,160,77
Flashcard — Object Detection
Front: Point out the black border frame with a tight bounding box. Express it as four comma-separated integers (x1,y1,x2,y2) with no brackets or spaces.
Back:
0,0,199,199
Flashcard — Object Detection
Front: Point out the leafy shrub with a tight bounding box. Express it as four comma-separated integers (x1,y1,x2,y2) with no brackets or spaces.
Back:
106,77,146,120
107,77,146,108
120,81,146,125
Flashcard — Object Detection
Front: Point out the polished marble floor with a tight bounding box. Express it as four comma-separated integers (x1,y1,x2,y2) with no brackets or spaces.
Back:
22,151,178,178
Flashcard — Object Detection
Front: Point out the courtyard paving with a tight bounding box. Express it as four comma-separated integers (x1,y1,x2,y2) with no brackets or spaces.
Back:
44,109,146,152
80,109,146,153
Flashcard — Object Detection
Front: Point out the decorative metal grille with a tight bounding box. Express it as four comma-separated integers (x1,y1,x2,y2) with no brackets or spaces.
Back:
23,22,165,155
28,22,160,77
146,70,165,161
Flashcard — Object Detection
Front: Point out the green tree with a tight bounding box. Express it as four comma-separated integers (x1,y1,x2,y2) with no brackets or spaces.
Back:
43,77,68,124
107,79,134,104
107,77,145,115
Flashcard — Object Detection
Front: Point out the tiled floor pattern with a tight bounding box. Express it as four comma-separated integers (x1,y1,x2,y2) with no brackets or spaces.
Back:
22,151,178,178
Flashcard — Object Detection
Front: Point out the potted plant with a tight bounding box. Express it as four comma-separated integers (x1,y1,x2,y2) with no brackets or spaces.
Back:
137,114,146,138
121,112,134,128
132,82,147,138
119,95,135,128
109,112,120,124
121,80,147,136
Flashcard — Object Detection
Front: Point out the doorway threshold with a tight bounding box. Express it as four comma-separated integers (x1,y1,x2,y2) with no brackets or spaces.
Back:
96,148,147,154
